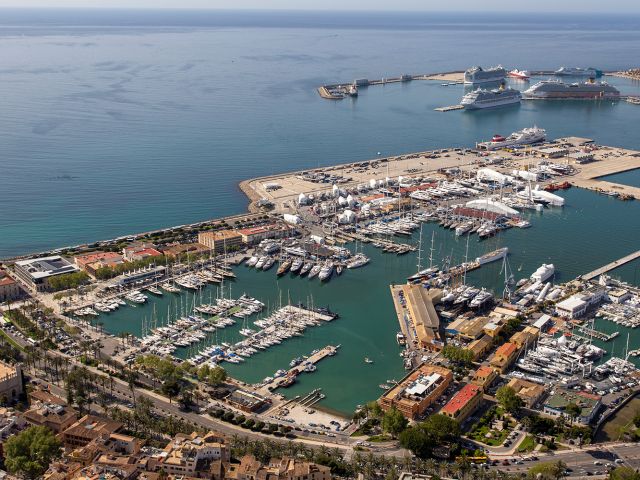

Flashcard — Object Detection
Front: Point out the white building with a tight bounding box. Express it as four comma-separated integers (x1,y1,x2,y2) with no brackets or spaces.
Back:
13,256,80,292
555,295,588,319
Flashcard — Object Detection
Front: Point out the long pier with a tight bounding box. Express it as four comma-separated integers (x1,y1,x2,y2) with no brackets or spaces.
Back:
261,345,339,391
583,249,640,280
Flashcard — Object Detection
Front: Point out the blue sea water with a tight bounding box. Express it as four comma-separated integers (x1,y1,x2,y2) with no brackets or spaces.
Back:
1,9,640,257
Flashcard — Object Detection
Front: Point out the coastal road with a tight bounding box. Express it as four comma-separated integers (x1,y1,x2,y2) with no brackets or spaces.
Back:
494,443,640,478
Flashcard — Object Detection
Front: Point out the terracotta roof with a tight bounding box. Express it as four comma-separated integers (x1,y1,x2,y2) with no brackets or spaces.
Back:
441,384,481,415
495,342,518,357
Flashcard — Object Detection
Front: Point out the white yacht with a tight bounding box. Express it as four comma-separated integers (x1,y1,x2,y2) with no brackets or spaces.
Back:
531,263,555,283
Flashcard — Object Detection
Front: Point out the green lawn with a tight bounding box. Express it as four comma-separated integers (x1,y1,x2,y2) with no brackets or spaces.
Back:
468,424,510,446
0,329,24,351
517,435,536,453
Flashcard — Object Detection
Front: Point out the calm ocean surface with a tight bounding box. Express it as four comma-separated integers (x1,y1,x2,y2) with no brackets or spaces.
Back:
2,9,640,257
4,10,640,414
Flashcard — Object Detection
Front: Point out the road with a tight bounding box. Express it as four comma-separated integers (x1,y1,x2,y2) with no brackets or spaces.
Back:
494,443,640,478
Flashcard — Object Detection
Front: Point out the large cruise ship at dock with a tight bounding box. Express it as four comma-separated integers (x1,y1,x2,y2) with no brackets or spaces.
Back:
464,65,506,84
477,126,546,150
523,79,620,100
554,66,602,77
460,85,522,110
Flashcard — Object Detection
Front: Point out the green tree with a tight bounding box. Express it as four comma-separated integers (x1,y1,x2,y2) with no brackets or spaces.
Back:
496,386,523,414
610,466,640,480
399,426,431,458
208,366,227,385
4,426,62,479
564,402,581,425
366,401,383,419
421,413,460,445
381,406,408,438
526,460,567,480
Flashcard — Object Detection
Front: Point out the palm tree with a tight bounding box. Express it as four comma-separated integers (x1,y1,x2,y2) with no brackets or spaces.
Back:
126,369,138,408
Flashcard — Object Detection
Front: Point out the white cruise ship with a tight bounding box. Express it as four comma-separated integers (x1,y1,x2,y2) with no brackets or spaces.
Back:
464,65,506,84
523,79,620,100
554,66,601,77
476,126,546,150
461,85,522,110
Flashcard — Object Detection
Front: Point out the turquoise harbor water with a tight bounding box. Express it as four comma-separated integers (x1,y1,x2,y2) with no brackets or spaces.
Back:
2,10,640,257
602,169,640,188
94,185,640,415
4,10,640,415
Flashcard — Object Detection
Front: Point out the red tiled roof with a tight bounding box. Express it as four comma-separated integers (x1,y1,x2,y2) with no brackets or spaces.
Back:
495,342,518,357
475,365,494,377
75,252,122,265
441,384,481,415
0,277,16,286
132,248,162,257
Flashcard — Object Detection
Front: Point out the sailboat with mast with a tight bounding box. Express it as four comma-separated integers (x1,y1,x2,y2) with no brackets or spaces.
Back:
407,228,439,282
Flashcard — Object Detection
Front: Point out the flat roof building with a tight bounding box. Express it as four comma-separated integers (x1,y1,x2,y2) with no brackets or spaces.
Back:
543,389,602,425
379,364,453,420
555,295,588,319
198,230,243,253
237,223,291,245
14,256,80,292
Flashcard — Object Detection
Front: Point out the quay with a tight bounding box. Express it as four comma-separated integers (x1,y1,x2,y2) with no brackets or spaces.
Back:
317,69,617,99
260,345,339,391
582,249,640,280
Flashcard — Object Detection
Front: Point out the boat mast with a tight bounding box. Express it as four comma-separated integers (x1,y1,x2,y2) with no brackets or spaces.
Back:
416,223,423,273
429,231,435,270
463,233,470,286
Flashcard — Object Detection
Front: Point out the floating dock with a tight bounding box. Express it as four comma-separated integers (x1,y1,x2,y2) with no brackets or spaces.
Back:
435,104,464,112
583,249,640,280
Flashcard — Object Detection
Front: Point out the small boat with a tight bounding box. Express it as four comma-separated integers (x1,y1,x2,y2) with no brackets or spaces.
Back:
290,258,304,273
146,285,163,296
336,265,343,276
276,258,292,276
300,262,313,276
308,264,322,279
364,357,374,364
508,68,530,80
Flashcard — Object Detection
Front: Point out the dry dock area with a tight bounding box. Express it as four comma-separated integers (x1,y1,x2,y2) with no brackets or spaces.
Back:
243,141,640,215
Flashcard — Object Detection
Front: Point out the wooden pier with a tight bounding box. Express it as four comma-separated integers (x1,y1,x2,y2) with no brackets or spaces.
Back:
262,345,339,391
583,249,640,280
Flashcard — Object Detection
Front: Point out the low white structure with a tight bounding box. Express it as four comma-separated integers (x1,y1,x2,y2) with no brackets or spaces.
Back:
465,198,518,216
476,168,513,185
555,295,588,318
337,209,356,224
283,214,302,225
512,169,539,182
